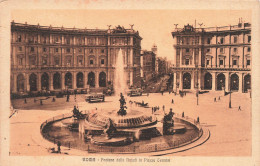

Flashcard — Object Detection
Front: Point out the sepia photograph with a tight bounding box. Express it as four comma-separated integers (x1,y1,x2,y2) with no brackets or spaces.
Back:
1,1,260,166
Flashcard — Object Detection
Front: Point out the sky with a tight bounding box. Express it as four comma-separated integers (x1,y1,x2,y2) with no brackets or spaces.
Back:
12,10,251,62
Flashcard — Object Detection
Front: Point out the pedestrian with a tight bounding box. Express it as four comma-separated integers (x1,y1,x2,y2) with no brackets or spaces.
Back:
34,98,36,103
152,107,154,114
57,141,61,153
182,112,184,118
24,98,27,104
184,92,186,96
214,97,216,102
172,99,174,104
238,106,241,111
40,100,43,105
147,93,149,97
218,96,221,100
197,116,200,123
162,105,165,111
66,94,70,102
52,97,56,102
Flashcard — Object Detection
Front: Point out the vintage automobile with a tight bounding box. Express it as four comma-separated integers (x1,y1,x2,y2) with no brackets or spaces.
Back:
127,88,143,97
85,93,105,103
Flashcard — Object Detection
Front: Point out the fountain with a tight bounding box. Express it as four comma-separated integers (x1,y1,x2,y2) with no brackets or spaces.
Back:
40,48,206,153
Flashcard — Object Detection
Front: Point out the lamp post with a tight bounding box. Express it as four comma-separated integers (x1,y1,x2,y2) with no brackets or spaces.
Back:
196,83,199,105
229,92,232,108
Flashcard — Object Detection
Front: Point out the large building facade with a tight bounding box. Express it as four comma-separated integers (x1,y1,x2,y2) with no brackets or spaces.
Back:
11,22,142,94
140,46,156,81
171,22,251,93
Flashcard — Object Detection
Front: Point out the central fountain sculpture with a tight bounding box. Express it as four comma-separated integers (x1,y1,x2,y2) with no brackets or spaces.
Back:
117,93,127,116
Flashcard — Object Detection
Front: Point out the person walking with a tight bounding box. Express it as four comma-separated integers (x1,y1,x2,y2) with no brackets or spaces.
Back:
218,96,221,100
238,106,241,111
172,99,174,104
214,97,216,102
162,105,165,112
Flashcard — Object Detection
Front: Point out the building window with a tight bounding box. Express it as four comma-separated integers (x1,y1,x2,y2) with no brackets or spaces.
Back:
18,35,22,42
206,60,210,65
79,59,83,65
207,38,211,44
79,48,82,53
55,48,59,52
43,36,47,44
186,48,190,53
101,59,105,65
18,58,23,65
66,48,70,53
219,59,224,65
19,47,22,51
248,36,251,43
233,36,238,43
185,59,189,65
233,59,237,65
206,48,211,53
220,37,224,44
43,47,47,52
29,56,36,65
101,49,105,53
66,37,70,44
233,48,237,53
54,57,59,65
186,37,190,44
247,47,251,52
90,59,94,65
55,36,59,43
177,36,181,45
220,48,224,53
195,36,199,44
89,49,93,53
66,56,71,66
30,47,34,52
247,60,250,66
42,55,48,65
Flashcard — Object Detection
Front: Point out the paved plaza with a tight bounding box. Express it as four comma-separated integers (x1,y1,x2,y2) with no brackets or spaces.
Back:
10,91,251,156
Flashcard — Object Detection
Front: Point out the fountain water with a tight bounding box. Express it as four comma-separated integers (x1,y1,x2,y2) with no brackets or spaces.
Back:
114,49,127,96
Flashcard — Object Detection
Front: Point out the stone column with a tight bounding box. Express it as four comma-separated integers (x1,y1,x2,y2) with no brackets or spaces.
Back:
73,72,77,89
83,71,88,88
13,46,17,67
179,72,183,90
130,71,133,86
191,71,194,90
224,72,229,91
13,73,17,93
193,49,196,67
180,49,183,67
130,49,133,67
50,72,53,91
197,71,201,90
26,73,30,92
95,71,99,88
61,72,65,90
198,48,202,67
37,73,41,91
239,73,243,93
212,72,216,91
173,73,177,91
228,47,231,68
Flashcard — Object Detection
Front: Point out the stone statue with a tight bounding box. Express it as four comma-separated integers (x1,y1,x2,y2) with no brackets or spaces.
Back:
104,118,116,139
117,93,127,116
163,108,175,135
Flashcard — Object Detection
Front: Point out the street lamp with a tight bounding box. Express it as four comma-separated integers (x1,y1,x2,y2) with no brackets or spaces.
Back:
196,83,199,105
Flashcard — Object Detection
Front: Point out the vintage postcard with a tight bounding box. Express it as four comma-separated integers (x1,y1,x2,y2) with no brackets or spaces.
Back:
0,0,259,166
